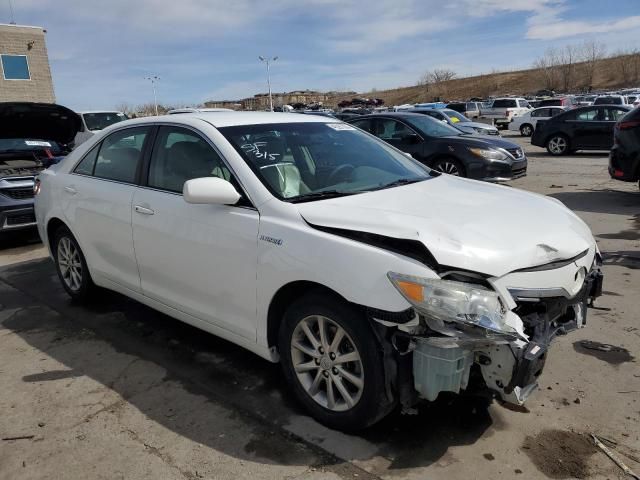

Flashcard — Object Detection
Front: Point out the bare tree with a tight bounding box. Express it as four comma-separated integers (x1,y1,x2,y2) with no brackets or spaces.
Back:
558,44,579,92
579,40,606,89
114,102,134,115
613,49,635,85
419,69,457,100
533,47,561,91
429,69,457,83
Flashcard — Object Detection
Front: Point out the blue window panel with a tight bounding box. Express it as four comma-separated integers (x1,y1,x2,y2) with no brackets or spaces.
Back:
1,55,30,80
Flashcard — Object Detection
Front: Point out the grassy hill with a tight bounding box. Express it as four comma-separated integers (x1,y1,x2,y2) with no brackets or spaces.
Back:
328,53,639,107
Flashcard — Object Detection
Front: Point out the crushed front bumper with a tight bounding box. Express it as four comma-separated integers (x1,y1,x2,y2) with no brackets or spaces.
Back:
409,266,603,406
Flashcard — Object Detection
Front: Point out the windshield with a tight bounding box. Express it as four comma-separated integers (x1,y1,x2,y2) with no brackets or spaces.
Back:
83,112,128,131
442,109,469,123
0,138,62,154
219,122,432,201
403,114,463,137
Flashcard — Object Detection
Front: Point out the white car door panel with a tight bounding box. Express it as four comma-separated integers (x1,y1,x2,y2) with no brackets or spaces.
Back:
62,126,151,292
131,125,259,340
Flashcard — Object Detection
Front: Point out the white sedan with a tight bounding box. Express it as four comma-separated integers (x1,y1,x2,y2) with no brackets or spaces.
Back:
508,106,566,136
35,112,602,430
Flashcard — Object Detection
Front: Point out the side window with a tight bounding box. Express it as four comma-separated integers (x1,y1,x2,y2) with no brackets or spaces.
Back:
94,127,149,183
375,119,415,140
74,144,100,175
574,109,599,121
519,100,530,108
350,119,372,133
530,109,542,118
148,126,232,193
606,108,628,121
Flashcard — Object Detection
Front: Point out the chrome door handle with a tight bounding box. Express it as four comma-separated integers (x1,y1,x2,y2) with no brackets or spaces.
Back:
64,186,77,195
134,205,155,215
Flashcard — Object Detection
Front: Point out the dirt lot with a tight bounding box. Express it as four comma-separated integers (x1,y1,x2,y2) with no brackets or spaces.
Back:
0,131,638,480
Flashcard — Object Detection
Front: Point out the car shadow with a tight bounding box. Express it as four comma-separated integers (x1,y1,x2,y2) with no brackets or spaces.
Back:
524,151,609,158
0,258,496,473
0,227,41,251
549,188,639,215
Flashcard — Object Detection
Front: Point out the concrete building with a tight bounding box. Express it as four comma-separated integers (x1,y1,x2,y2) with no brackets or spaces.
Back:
205,90,333,110
0,24,55,103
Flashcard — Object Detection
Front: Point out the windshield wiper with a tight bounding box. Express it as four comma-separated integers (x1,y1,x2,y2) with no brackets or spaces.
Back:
287,190,358,203
365,178,427,192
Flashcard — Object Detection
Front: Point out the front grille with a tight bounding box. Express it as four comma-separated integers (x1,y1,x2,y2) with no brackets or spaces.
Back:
0,188,34,200
6,212,36,226
507,148,524,159
488,130,500,135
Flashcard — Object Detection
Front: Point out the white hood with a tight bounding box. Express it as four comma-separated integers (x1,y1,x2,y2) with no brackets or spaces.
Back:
296,175,595,278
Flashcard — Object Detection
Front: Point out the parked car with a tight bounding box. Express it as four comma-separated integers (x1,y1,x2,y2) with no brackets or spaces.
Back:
348,112,525,180
35,111,602,430
593,95,629,106
508,107,566,136
0,102,80,232
74,111,128,147
609,106,640,188
531,105,632,155
446,102,482,119
408,108,500,136
537,97,576,108
481,98,531,129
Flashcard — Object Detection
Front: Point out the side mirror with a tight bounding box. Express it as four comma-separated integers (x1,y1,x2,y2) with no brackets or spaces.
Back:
183,177,241,205
403,133,421,144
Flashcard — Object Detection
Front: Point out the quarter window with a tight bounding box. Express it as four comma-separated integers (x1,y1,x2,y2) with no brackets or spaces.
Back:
1,54,30,80
148,126,232,193
74,144,100,175
93,127,149,183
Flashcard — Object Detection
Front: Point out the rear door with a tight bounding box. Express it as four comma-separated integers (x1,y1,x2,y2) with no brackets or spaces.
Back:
600,107,631,149
63,126,152,292
566,108,605,148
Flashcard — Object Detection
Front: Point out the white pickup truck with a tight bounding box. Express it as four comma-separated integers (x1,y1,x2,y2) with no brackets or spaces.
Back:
481,98,532,129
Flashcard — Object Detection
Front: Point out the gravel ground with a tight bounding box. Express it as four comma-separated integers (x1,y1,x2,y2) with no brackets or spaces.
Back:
0,130,638,480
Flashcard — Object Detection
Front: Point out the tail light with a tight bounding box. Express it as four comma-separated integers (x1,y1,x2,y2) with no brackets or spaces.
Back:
33,178,41,196
617,120,640,130
505,110,509,117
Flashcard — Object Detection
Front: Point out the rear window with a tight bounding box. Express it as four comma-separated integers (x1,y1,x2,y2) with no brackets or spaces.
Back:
492,99,517,108
594,96,622,105
446,103,465,112
539,99,562,107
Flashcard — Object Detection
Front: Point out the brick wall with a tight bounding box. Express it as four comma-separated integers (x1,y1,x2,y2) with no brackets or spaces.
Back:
0,24,55,103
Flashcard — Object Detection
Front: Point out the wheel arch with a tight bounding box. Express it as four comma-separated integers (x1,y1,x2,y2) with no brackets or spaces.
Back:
267,280,354,351
46,217,69,254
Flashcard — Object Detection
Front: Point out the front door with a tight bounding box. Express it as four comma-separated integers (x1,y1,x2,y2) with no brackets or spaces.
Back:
372,118,424,160
131,125,259,340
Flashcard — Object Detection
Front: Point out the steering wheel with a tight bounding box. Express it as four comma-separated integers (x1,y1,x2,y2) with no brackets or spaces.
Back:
327,164,355,185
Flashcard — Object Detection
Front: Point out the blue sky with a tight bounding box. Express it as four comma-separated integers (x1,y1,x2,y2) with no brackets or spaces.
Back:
3,0,640,110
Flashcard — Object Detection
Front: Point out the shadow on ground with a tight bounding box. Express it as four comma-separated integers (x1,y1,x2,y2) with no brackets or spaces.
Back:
549,188,639,215
0,228,41,251
0,258,497,472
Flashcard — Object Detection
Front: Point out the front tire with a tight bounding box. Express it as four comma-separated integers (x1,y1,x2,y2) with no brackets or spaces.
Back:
520,124,533,137
546,134,570,155
432,158,466,177
53,226,95,301
278,292,393,431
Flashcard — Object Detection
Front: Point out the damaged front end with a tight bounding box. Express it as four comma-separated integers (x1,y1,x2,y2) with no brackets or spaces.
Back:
375,261,603,409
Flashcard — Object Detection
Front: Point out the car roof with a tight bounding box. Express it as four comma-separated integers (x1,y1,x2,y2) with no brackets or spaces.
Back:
115,111,340,128
80,110,125,114
350,112,430,120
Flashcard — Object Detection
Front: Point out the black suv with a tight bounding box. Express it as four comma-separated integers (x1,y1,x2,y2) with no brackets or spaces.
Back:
348,113,526,181
0,102,80,232
609,107,640,188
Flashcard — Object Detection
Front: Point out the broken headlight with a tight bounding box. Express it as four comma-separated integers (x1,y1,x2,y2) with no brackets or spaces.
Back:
388,272,519,338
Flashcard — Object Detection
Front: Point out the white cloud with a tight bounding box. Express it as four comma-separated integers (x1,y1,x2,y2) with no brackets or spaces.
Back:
527,15,640,40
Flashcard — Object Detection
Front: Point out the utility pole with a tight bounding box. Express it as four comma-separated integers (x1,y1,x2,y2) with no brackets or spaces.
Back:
144,75,160,115
8,0,16,24
258,56,278,111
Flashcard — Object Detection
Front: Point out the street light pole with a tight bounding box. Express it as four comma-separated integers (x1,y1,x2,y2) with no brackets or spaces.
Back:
259,56,278,111
144,75,160,115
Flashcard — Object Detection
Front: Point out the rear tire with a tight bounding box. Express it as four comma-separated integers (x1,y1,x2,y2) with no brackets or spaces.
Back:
546,134,570,156
278,292,393,431
520,124,533,137
53,226,95,301
432,158,466,177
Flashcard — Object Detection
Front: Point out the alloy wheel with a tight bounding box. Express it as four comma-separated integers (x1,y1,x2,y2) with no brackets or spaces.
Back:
435,162,461,176
57,236,83,291
290,315,364,412
548,136,567,154
521,125,533,136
